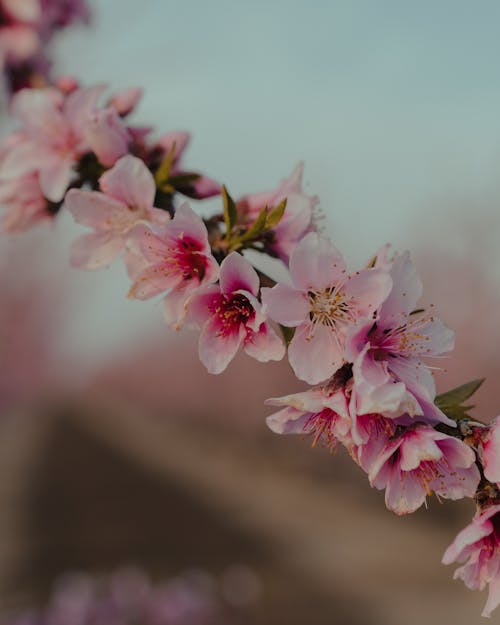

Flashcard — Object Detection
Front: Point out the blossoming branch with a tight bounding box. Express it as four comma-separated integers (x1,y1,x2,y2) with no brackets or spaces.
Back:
1,78,499,618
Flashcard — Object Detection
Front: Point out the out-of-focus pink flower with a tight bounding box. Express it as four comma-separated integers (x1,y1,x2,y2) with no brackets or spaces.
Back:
346,252,454,422
0,0,89,94
127,202,219,318
84,107,130,167
0,171,50,232
189,252,284,374
265,378,352,449
369,425,480,515
480,417,500,486
262,232,392,384
55,74,79,94
149,131,220,199
0,84,106,201
237,163,318,262
443,503,500,617
108,86,143,116
66,155,169,269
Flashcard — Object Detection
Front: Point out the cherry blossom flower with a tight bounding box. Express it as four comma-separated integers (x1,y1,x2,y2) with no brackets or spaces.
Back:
369,425,480,515
66,155,169,269
346,251,454,422
236,163,318,261
0,83,133,201
189,252,284,374
443,503,500,617
479,417,500,486
262,232,392,384
265,374,353,449
127,202,219,327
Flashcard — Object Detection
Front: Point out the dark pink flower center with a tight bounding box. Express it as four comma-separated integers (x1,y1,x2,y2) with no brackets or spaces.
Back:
211,293,255,337
173,237,207,282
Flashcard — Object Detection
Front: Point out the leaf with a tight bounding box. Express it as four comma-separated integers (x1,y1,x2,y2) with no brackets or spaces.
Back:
436,379,485,408
221,185,238,239
154,143,177,186
435,378,485,421
239,206,268,243
265,198,287,230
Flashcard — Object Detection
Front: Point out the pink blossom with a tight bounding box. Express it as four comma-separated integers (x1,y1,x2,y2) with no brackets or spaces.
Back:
0,84,106,201
346,252,454,423
66,155,169,269
443,504,500,617
480,417,500,486
189,252,285,374
84,107,130,167
0,171,50,232
127,202,219,308
369,425,480,515
262,232,392,384
237,163,318,262
107,87,143,117
265,376,353,449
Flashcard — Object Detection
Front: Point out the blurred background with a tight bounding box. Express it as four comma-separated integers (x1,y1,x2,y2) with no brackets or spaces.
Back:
1,1,500,623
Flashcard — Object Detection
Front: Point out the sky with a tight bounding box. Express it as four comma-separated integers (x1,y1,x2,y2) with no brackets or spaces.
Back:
3,0,500,379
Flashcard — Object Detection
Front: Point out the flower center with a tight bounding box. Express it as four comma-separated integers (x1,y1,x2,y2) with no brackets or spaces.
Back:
213,293,254,336
308,287,354,329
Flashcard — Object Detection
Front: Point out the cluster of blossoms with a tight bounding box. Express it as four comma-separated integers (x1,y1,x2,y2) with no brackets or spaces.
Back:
6,567,253,625
0,0,89,95
2,79,500,618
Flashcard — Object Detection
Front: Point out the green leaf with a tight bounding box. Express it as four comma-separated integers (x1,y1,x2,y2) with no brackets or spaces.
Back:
435,378,485,421
239,205,268,243
264,198,287,230
154,143,177,186
436,379,485,408
222,185,238,239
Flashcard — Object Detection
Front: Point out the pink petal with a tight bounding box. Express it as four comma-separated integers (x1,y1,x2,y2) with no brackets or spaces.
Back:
244,322,285,362
107,87,143,116
99,155,155,210
187,286,221,327
380,252,423,319
290,232,346,291
11,88,64,135
65,188,127,227
385,469,426,515
64,84,107,138
85,108,130,167
39,154,74,202
189,175,221,198
155,131,190,160
288,322,343,384
168,203,210,250
344,268,392,316
70,231,124,269
163,289,191,330
266,407,310,435
483,573,500,617
219,252,259,296
128,264,183,300
261,283,310,326
198,316,245,374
